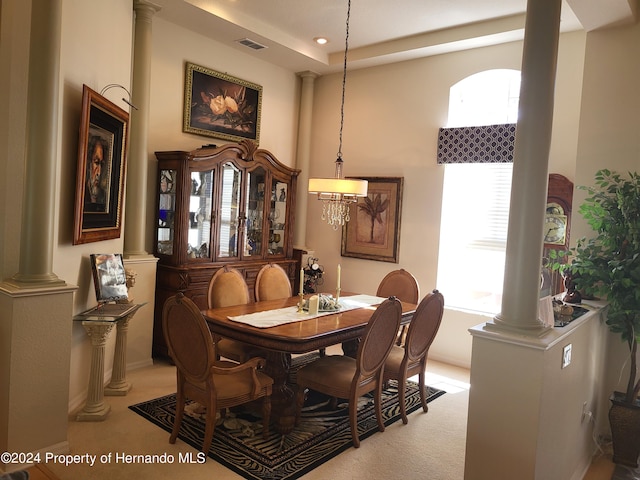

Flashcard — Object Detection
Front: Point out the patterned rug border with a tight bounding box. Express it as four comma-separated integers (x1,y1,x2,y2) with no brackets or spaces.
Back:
129,356,445,480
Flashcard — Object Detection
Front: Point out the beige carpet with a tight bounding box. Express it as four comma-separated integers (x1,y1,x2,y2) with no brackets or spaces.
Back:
45,347,470,480
35,347,619,480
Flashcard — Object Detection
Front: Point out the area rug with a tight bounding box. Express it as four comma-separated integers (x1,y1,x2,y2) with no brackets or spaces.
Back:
129,354,445,480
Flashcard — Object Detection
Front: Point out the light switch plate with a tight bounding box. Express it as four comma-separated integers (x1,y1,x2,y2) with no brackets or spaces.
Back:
562,344,572,369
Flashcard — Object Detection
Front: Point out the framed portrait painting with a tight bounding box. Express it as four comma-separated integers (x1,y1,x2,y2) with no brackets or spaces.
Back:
73,85,129,245
341,177,404,263
183,62,262,143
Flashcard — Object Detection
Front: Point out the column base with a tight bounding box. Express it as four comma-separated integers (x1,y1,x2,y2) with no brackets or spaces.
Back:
104,381,132,396
76,403,111,422
486,315,551,337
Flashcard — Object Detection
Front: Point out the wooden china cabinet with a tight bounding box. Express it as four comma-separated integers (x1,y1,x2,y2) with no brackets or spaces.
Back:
152,140,300,358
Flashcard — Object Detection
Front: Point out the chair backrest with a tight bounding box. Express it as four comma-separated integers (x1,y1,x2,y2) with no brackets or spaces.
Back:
254,263,292,301
207,265,251,308
162,293,215,384
357,297,403,378
404,290,444,362
376,269,420,304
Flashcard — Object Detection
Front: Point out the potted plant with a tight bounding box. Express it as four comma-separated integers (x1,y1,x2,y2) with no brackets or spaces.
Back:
559,169,640,467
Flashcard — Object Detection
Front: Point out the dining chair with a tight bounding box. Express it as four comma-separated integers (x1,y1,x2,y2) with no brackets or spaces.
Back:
162,293,274,453
383,289,444,424
254,263,292,301
207,265,264,363
294,297,402,448
376,268,420,345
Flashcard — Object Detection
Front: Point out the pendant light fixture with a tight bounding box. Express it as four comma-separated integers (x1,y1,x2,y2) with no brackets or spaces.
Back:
308,0,368,229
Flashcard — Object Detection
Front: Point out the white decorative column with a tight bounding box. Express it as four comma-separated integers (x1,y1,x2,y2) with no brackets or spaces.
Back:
0,0,76,466
77,322,115,421
293,71,318,249
104,315,133,396
465,1,565,478
124,0,161,258
490,0,561,334
9,0,64,287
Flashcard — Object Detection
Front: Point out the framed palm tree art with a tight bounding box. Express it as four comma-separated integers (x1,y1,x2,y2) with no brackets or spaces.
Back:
341,177,403,263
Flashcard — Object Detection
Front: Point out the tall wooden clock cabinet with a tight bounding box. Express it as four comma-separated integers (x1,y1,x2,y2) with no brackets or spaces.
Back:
152,140,300,358
543,173,574,295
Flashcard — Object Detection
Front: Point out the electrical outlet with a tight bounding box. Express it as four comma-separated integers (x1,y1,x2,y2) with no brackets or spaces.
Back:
582,402,588,422
562,344,572,368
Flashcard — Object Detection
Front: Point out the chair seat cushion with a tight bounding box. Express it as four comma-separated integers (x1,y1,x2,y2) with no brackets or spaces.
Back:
384,345,421,380
296,355,358,396
215,370,274,401
217,338,264,363
186,362,273,401
384,346,405,377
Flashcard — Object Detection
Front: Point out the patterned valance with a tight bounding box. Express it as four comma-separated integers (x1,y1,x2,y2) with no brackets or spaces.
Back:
437,123,516,164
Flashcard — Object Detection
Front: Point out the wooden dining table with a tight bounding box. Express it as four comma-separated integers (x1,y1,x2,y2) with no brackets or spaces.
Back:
202,293,416,434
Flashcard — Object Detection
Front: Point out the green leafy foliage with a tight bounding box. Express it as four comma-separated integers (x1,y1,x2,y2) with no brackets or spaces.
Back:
565,170,640,403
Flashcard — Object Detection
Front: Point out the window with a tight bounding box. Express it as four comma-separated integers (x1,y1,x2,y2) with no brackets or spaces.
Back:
436,70,520,314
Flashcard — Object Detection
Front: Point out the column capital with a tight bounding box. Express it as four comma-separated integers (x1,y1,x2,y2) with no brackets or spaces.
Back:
134,0,161,27
297,71,320,79
134,0,161,17
82,322,115,346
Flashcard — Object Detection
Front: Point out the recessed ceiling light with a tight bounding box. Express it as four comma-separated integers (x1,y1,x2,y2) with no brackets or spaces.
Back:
314,37,328,45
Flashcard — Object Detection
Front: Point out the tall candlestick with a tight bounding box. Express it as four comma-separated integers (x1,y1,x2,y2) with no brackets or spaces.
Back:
337,264,341,291
298,267,305,312
300,268,304,294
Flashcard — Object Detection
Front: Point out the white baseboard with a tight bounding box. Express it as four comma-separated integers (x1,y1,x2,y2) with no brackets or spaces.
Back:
429,352,471,370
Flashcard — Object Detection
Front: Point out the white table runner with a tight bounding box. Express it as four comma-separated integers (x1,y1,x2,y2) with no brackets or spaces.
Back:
228,294,387,328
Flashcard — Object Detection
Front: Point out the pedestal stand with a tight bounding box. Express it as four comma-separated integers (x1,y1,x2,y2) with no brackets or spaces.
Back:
104,314,133,396
74,303,143,421
76,321,115,421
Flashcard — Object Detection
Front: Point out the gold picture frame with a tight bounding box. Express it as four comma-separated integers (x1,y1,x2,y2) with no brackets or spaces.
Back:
183,62,262,143
341,177,404,263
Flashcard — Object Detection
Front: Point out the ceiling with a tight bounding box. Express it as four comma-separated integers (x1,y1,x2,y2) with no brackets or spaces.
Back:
153,0,637,75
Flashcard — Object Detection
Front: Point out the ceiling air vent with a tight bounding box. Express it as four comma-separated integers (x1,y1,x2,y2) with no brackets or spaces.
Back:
236,38,268,51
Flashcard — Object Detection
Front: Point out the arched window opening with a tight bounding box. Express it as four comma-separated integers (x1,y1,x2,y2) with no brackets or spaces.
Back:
436,69,520,314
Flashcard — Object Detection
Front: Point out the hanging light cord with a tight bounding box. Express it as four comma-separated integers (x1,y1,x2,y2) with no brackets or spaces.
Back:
336,0,351,163
308,0,366,229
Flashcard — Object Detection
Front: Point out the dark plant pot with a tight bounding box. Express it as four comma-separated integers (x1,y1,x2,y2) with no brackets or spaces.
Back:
609,391,640,468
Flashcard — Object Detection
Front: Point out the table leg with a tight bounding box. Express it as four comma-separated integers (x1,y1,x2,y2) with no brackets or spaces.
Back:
77,322,114,421
105,315,132,396
264,351,296,434
342,339,360,358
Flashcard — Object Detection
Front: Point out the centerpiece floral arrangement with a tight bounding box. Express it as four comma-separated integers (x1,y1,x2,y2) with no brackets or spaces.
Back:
303,294,340,312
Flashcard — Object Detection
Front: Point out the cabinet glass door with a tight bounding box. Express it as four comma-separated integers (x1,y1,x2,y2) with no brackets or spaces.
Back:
187,169,213,260
157,169,177,255
268,181,288,256
244,166,266,257
217,162,242,258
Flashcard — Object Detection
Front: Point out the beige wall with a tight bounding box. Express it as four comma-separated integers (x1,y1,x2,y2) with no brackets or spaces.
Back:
0,2,588,419
56,0,135,409
2,0,638,469
146,17,301,254
466,18,640,479
305,31,586,368
573,19,640,435
56,3,302,409
0,0,301,416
